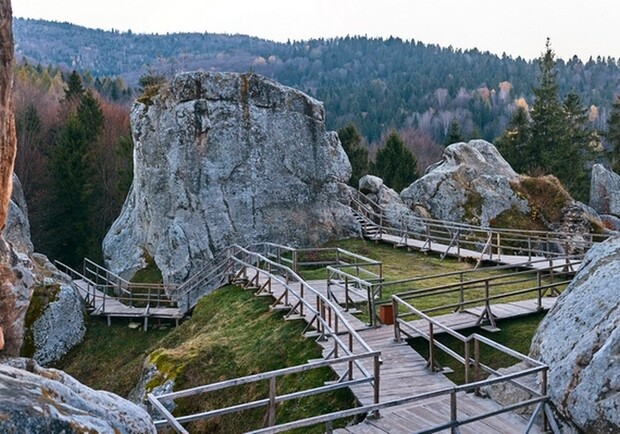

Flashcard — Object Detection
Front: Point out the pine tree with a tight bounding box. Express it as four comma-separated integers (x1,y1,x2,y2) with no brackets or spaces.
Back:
554,93,594,201
529,38,564,173
495,106,531,173
444,119,464,146
605,95,620,173
338,123,368,187
64,70,84,100
375,131,419,192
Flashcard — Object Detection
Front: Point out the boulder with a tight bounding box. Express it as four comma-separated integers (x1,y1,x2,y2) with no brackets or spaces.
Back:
357,176,425,233
589,163,620,218
359,174,383,194
400,140,529,226
530,236,620,432
0,358,156,433
103,72,359,283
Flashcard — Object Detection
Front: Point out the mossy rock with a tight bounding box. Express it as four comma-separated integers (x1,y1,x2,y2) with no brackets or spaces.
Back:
21,284,61,358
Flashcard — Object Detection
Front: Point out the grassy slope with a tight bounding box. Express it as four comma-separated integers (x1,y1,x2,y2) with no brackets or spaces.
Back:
56,285,356,433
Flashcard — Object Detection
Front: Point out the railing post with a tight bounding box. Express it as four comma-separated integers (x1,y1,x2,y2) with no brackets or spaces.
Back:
348,333,354,381
542,368,549,432
267,377,276,427
373,354,381,405
537,270,543,311
393,297,401,342
528,236,532,261
344,276,349,312
450,388,458,434
428,322,436,371
474,338,480,385
497,232,501,260
457,273,464,312
292,250,298,275
464,340,470,384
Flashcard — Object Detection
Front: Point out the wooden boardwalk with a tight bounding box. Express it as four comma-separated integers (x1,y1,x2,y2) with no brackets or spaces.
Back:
73,279,184,327
263,276,547,433
377,232,581,272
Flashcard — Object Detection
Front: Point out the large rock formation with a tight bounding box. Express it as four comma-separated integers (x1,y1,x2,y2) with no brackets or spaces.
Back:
0,358,156,433
103,72,358,283
401,140,528,226
530,236,620,432
589,163,620,229
399,140,604,246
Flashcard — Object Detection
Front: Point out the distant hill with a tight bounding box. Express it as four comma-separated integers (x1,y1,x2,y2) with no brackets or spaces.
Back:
13,18,620,144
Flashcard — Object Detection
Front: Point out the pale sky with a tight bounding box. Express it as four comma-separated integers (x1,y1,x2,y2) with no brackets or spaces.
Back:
11,0,620,61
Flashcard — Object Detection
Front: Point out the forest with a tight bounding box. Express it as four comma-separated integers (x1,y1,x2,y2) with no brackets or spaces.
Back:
10,20,620,268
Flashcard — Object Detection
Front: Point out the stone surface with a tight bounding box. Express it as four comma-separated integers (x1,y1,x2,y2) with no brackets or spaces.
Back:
530,236,620,432
400,140,529,226
3,174,33,255
359,174,383,194
103,72,359,283
590,163,620,218
0,358,156,433
30,284,86,365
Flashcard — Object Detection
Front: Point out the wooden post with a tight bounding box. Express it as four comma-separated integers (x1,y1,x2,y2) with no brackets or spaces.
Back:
428,322,436,371
348,333,354,381
537,270,543,311
344,276,349,312
464,340,469,384
267,377,276,427
393,297,401,342
300,283,305,316
450,389,458,434
474,338,480,385
542,368,549,432
497,232,501,259
373,354,381,405
457,273,464,312
528,236,532,261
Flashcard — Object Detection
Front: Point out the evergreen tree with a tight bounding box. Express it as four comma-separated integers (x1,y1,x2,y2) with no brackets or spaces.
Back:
444,119,464,146
495,106,531,173
375,131,419,192
605,95,620,173
47,91,105,265
338,123,368,187
557,93,595,201
64,70,84,100
529,38,564,173
47,114,91,265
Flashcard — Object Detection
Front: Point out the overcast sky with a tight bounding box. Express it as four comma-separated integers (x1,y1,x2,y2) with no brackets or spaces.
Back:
11,0,620,61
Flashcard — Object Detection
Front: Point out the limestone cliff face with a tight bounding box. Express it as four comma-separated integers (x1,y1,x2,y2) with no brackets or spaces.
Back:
530,237,620,432
103,72,358,283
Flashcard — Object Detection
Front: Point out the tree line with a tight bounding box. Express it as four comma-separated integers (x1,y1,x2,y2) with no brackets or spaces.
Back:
13,64,132,266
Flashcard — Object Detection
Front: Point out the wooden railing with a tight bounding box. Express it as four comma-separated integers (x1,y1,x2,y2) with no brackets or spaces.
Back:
149,244,380,433
389,294,560,433
55,259,180,312
351,189,607,261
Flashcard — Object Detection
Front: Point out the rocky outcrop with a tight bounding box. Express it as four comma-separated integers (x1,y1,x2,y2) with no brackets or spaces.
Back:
0,358,156,433
358,174,425,233
530,236,620,432
589,163,620,220
104,72,358,283
4,174,33,255
401,140,528,226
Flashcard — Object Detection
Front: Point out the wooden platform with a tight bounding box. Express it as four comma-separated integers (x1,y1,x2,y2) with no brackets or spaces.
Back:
73,279,184,326
262,276,546,433
377,232,581,272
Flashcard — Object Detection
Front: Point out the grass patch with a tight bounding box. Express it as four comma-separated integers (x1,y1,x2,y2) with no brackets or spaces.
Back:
148,285,356,433
408,312,546,385
54,316,170,396
56,285,357,433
